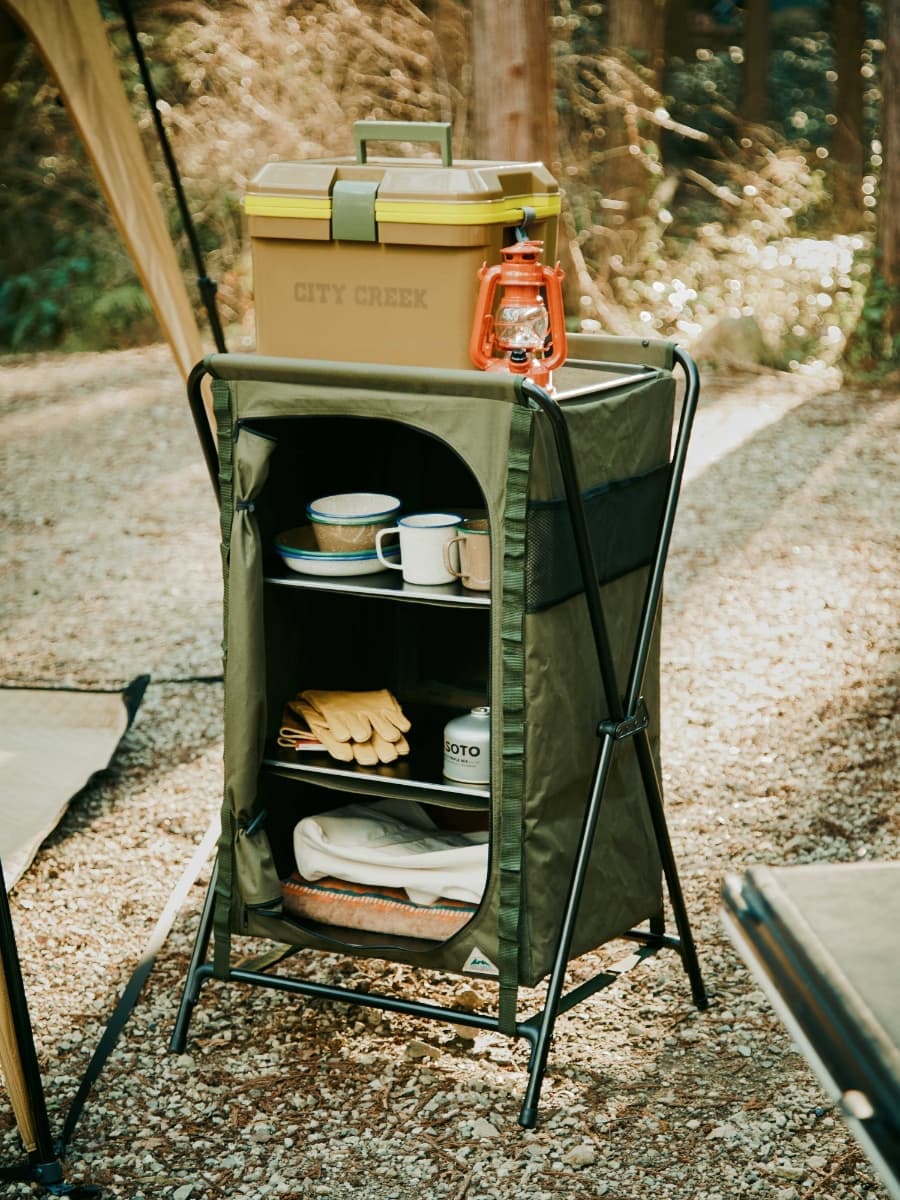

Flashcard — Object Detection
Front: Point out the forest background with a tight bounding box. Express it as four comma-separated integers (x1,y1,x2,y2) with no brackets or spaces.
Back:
0,0,896,379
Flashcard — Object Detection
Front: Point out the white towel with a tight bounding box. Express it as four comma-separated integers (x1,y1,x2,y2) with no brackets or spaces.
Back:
293,799,488,906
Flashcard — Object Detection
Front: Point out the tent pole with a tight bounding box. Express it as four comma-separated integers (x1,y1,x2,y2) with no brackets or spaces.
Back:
117,0,228,354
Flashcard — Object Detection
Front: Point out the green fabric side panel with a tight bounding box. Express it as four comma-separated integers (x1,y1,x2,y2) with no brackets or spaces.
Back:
519,380,674,986
519,585,663,986
528,374,675,503
496,399,532,1033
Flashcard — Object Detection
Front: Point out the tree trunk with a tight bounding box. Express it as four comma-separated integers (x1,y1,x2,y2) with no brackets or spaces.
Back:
664,0,693,65
600,0,667,220
832,0,865,220
740,0,769,127
879,0,899,344
845,0,899,369
609,0,667,83
470,0,576,313
470,0,555,169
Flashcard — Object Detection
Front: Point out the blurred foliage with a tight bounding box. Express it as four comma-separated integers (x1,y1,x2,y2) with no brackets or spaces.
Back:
0,0,890,374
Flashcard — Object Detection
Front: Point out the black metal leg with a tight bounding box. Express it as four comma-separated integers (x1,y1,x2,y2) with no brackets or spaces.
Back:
633,729,708,1009
518,734,618,1127
169,862,219,1053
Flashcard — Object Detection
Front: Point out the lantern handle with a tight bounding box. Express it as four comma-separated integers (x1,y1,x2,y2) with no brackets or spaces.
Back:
541,262,568,372
515,206,538,241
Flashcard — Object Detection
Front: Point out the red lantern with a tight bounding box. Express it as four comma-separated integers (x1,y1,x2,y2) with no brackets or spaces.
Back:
469,240,567,391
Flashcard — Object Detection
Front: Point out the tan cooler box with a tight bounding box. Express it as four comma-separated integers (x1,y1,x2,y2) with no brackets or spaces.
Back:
244,121,561,369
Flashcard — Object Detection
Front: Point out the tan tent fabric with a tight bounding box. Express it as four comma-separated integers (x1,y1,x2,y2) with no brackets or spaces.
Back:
1,0,204,381
0,957,35,1152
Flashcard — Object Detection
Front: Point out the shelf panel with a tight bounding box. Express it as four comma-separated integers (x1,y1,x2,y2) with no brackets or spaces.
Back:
265,568,490,607
263,747,490,809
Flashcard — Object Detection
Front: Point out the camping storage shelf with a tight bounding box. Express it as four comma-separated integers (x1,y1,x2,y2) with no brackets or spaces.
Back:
171,335,708,1127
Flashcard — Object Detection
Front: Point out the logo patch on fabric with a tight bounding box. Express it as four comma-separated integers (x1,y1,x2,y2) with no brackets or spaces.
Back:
463,947,499,976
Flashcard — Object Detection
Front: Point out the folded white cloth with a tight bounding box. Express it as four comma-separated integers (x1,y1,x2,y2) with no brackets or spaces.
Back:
293,799,488,906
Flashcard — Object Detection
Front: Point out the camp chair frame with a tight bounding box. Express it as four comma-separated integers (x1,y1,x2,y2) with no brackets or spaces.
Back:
171,342,708,1127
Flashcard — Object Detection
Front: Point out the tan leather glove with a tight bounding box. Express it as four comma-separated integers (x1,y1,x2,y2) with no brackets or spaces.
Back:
288,699,354,763
289,699,410,766
277,706,325,750
362,729,410,765
299,689,411,745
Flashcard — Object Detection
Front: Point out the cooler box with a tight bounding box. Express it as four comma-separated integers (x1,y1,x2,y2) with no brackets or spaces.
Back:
244,121,561,369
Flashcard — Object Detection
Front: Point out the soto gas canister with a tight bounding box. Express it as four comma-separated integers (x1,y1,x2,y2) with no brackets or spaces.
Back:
443,707,491,785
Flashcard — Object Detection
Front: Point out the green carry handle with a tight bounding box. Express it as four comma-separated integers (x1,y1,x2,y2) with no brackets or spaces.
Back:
354,120,453,167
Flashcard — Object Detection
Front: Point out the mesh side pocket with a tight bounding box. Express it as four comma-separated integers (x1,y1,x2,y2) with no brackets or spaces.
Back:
524,464,671,612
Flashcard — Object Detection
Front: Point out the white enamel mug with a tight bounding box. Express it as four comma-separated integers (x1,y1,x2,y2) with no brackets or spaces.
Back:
375,513,462,585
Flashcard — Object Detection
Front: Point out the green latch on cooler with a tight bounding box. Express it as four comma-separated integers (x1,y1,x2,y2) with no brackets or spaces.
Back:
331,180,379,242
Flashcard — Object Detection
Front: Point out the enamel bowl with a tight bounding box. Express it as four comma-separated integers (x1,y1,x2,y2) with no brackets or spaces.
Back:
306,492,401,552
275,526,399,577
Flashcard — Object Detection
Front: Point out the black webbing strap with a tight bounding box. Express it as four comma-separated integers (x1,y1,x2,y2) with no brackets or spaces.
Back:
58,818,219,1154
211,379,236,979
496,398,533,1034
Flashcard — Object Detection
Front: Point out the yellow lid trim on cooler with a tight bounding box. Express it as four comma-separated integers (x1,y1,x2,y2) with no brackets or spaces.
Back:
243,192,561,225
243,195,333,220
376,193,561,226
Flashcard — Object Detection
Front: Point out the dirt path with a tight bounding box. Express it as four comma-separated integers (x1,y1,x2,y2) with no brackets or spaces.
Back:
0,347,897,1199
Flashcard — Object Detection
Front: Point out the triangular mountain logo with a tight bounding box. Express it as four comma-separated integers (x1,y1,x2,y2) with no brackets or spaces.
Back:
462,946,499,976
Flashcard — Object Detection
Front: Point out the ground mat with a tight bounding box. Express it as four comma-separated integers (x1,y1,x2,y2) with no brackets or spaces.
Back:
0,677,148,890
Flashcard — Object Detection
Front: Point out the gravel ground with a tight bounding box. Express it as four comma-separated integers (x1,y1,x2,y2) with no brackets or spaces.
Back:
0,345,897,1200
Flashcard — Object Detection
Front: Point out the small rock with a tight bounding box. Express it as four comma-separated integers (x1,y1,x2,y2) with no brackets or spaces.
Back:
471,1118,499,1139
455,987,485,1011
450,1024,478,1041
708,1124,738,1139
806,1155,828,1171
173,1188,194,1200
773,1164,804,1181
405,1039,441,1060
563,1144,596,1168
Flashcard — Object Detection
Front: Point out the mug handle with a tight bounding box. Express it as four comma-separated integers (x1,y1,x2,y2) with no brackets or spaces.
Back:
442,535,464,578
375,527,403,570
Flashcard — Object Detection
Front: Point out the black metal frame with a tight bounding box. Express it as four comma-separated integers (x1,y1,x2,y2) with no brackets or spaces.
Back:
171,350,708,1127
